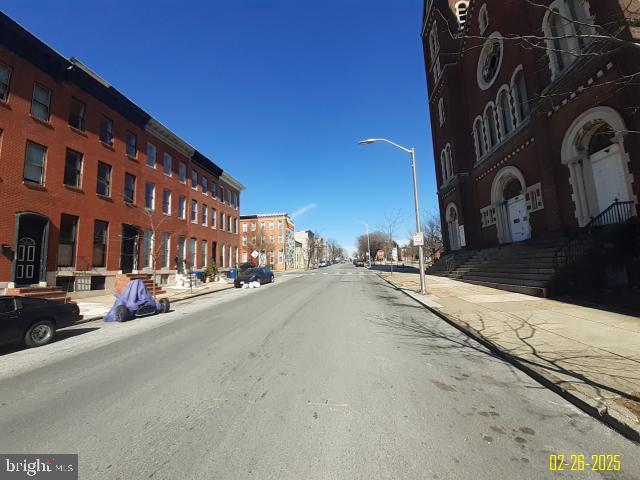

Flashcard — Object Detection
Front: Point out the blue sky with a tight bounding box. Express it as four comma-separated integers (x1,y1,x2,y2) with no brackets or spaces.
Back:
4,0,437,253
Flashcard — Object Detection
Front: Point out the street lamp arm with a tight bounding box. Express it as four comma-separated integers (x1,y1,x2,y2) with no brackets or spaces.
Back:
360,138,412,154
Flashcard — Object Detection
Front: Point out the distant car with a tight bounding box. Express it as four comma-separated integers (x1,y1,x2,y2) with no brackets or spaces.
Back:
319,261,329,267
0,296,81,348
234,266,274,288
355,260,365,267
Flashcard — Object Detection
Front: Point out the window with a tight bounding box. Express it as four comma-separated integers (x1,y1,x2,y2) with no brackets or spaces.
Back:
473,118,486,160
163,189,171,215
242,235,248,246
211,207,217,228
0,62,11,101
278,252,284,264
440,145,454,185
24,141,46,184
242,252,248,263
145,182,155,210
269,222,274,231
31,83,51,122
147,143,157,168
93,220,108,267
202,176,208,194
220,186,225,204
226,189,232,204
278,235,283,244
497,89,514,136
429,22,442,81
179,162,186,182
189,238,197,268
97,161,112,196
251,223,256,232
233,193,238,209
64,148,83,188
191,200,198,223
143,230,153,268
163,153,172,176
438,98,445,126
220,212,226,231
57,214,78,267
100,116,114,145
124,173,136,203
201,203,208,225
478,4,489,34
484,104,498,149
201,240,207,268
548,9,571,74
161,233,170,269
210,182,217,198
512,68,529,123
191,170,198,190
242,223,248,233
477,34,503,90
178,196,186,219
69,97,86,130
126,131,137,157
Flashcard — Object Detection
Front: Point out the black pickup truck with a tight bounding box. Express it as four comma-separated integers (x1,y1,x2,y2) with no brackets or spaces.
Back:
0,296,81,348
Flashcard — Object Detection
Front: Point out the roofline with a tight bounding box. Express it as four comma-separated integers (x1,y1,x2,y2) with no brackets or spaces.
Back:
240,213,290,219
220,172,246,191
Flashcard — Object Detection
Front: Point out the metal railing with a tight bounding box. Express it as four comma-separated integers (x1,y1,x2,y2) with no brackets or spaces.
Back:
552,200,636,283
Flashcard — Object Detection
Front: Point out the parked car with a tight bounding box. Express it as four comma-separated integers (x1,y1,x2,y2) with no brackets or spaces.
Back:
234,266,275,288
0,296,81,348
319,261,329,267
355,259,365,267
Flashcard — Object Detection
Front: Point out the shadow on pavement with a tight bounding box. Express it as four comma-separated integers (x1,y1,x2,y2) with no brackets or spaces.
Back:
0,327,100,356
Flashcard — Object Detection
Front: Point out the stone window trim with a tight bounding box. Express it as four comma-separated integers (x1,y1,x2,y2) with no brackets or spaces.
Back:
542,0,595,81
476,32,504,91
478,3,489,35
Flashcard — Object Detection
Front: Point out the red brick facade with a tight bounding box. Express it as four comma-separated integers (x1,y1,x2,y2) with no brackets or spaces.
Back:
239,214,295,271
0,13,244,291
423,0,639,252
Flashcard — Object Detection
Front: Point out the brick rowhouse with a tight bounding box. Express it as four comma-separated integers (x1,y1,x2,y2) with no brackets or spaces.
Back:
239,214,295,270
0,12,244,293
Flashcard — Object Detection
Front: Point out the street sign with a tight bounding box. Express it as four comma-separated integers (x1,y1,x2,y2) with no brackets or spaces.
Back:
251,250,259,259
413,233,424,246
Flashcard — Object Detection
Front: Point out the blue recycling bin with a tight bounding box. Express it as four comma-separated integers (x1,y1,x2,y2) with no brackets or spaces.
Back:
228,268,237,279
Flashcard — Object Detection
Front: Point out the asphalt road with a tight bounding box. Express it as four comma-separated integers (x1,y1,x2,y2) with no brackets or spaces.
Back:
1,264,639,479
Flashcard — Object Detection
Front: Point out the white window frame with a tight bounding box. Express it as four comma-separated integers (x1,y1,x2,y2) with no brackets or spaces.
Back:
162,188,171,215
163,153,172,177
146,143,157,168
145,182,156,211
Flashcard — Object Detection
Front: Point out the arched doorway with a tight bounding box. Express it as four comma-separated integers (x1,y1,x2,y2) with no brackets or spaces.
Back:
491,166,530,243
446,203,462,251
13,212,50,286
561,107,636,226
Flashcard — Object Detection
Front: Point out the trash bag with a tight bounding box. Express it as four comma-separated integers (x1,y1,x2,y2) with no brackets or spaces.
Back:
104,279,160,322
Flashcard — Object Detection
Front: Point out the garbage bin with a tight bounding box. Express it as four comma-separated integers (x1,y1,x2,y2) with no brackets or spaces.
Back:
228,268,237,279
194,271,203,281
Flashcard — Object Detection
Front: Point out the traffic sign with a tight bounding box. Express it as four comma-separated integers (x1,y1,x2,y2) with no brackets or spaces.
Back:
413,233,424,246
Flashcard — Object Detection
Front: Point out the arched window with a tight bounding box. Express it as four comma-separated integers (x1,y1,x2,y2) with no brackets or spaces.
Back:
446,144,454,179
440,151,447,185
429,21,440,59
512,67,529,123
566,0,594,50
473,117,486,160
484,104,498,149
497,88,514,136
455,1,469,28
548,8,571,73
478,4,489,34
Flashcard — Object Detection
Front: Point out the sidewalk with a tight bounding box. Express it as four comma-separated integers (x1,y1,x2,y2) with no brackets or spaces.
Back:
378,271,640,441
73,281,235,322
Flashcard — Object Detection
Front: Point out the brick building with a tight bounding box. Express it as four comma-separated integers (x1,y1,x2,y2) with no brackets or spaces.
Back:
0,12,244,294
239,213,295,270
422,0,639,253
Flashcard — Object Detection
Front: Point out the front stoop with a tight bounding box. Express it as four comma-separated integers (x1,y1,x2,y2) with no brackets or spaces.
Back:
4,286,70,302
115,273,166,295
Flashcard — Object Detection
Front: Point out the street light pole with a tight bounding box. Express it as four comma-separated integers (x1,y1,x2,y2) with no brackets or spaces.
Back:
357,221,372,268
358,138,427,294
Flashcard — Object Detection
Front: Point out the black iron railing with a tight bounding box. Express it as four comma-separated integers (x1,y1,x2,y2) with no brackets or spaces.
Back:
552,200,636,279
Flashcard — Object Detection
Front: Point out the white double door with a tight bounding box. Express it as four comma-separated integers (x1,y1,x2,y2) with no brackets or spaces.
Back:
590,144,629,215
507,194,530,243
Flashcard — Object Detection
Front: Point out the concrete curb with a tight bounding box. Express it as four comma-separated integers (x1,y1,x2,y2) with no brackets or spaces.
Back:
376,273,640,444
72,285,235,326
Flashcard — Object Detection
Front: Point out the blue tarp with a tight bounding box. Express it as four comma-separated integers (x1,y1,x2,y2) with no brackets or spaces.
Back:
104,279,160,322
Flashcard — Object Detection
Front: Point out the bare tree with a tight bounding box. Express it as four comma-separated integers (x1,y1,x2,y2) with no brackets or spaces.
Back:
377,209,404,274
356,231,387,261
245,221,276,267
